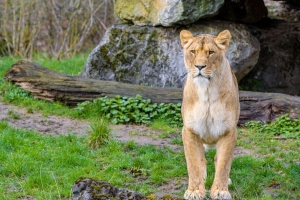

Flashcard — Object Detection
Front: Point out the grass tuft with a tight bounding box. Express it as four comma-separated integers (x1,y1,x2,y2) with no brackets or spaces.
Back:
87,117,111,148
8,109,21,119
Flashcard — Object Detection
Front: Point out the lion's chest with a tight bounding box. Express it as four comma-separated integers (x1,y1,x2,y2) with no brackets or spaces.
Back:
192,102,227,141
185,86,229,143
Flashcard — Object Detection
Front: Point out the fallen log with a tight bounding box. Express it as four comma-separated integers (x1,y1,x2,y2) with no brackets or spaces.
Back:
4,60,300,124
3,60,182,105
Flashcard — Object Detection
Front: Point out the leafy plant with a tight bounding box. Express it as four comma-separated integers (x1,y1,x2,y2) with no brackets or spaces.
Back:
156,102,182,127
245,114,300,139
0,82,31,103
76,95,183,127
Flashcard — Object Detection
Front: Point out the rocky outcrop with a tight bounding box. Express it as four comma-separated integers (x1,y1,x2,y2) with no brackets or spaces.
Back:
81,20,260,88
82,0,300,95
244,20,300,95
218,0,268,23
114,0,225,26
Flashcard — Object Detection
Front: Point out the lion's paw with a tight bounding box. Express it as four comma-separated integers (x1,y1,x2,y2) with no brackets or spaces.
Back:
184,190,206,200
210,190,232,200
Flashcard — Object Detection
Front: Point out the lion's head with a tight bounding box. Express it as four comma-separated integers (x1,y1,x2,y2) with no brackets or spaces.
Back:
180,30,231,81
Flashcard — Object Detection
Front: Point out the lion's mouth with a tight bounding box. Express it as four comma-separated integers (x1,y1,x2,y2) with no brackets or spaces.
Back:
194,73,211,80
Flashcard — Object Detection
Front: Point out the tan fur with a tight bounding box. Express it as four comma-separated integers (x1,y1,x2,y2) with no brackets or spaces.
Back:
180,30,240,200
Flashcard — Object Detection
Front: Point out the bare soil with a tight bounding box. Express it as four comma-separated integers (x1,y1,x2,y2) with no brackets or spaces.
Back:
0,101,253,197
0,102,182,150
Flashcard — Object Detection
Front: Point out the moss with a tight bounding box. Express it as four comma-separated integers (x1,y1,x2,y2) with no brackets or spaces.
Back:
162,194,185,200
146,194,157,199
85,24,182,87
99,46,112,67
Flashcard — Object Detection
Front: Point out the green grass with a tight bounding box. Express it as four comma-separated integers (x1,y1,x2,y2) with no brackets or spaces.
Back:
236,117,300,199
150,118,178,133
1,54,300,199
1,57,14,78
0,53,87,77
149,118,180,139
0,121,186,199
1,120,299,199
0,81,82,119
238,116,300,164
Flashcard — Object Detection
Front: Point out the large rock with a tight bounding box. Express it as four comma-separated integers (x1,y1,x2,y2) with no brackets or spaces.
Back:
244,20,300,95
114,0,225,26
81,20,260,88
218,0,268,23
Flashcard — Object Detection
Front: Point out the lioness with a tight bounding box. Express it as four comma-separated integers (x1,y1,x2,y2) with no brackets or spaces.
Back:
180,30,240,200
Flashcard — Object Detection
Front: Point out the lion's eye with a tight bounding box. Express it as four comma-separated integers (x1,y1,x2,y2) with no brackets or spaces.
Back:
209,51,214,55
190,50,196,54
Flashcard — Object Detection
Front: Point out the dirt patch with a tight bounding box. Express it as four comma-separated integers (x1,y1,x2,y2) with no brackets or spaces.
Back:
112,124,182,151
0,102,182,150
0,102,90,136
0,101,252,156
156,178,188,198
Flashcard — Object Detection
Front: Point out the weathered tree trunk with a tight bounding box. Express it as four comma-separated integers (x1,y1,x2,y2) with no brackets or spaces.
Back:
4,60,182,105
4,60,300,124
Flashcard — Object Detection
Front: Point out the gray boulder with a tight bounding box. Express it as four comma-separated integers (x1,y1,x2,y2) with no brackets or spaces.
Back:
81,20,260,88
114,0,225,26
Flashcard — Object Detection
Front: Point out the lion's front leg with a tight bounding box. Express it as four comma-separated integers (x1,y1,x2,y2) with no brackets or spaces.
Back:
210,129,237,200
182,127,207,200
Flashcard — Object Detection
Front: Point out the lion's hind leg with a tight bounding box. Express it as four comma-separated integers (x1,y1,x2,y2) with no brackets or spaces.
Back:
182,127,207,199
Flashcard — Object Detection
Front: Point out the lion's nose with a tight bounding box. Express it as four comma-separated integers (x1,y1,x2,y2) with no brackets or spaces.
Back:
195,65,206,70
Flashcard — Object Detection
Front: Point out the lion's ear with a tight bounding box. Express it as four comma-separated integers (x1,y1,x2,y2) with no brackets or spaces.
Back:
180,30,194,48
214,30,231,50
